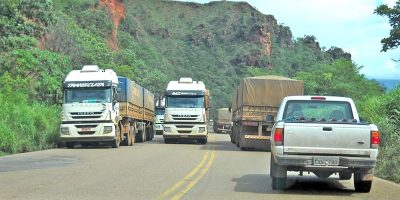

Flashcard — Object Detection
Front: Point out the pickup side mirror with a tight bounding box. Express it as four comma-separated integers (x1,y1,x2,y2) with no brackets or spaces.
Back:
266,115,274,122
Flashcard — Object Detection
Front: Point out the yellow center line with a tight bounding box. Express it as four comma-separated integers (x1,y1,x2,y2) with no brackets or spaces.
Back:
156,134,216,200
171,151,216,200
155,152,210,200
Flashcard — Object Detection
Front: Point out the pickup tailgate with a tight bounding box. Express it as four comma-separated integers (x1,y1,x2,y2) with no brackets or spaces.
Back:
283,123,371,156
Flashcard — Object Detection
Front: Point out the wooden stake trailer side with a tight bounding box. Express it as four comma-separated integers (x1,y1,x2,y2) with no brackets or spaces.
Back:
117,77,155,146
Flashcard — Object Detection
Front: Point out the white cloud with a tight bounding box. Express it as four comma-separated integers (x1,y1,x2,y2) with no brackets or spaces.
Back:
383,0,397,7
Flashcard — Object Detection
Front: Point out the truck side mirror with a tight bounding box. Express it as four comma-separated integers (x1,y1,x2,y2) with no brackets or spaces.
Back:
228,107,231,112
266,115,274,122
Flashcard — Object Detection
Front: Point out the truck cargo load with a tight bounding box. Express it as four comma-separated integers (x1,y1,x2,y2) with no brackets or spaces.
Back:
214,108,232,133
231,75,303,151
143,88,155,123
117,77,144,120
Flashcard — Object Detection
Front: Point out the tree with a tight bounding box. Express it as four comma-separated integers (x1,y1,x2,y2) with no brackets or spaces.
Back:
375,1,400,52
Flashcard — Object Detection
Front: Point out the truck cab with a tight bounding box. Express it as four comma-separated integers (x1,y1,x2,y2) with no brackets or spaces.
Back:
163,78,208,144
60,65,120,148
155,106,165,135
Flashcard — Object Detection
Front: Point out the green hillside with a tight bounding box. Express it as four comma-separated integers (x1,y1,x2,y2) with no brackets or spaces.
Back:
0,0,399,183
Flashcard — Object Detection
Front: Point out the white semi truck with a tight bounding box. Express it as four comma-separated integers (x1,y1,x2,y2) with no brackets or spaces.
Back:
155,96,165,135
59,65,154,148
163,78,209,144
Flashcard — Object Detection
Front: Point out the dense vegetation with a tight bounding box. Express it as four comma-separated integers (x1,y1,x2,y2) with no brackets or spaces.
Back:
0,0,399,183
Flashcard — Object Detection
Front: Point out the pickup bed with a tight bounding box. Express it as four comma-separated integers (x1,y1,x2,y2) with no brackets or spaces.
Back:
270,96,380,192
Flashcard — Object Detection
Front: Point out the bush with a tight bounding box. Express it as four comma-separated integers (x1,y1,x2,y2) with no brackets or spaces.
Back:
359,89,400,183
0,92,60,154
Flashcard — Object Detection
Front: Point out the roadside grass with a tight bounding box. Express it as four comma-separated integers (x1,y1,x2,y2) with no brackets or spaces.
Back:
359,89,400,183
0,95,60,154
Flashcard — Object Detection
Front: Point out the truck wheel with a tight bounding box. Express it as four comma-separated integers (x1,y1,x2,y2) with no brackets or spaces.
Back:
111,125,121,148
339,172,352,180
354,171,372,193
137,130,146,143
199,138,207,144
65,142,74,149
164,138,170,144
131,127,135,145
123,131,131,146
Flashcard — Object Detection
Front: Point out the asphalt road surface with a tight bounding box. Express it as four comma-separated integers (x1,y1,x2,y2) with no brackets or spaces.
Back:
1,133,399,200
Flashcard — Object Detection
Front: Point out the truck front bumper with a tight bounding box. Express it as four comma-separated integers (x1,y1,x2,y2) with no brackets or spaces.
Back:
163,124,207,139
59,122,116,143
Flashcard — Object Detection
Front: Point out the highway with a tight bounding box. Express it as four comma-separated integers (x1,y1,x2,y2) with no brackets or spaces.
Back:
0,133,399,200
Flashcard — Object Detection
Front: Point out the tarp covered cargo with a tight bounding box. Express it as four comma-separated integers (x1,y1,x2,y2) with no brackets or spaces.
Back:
143,88,155,112
216,108,232,122
231,89,238,112
117,77,143,107
237,75,303,108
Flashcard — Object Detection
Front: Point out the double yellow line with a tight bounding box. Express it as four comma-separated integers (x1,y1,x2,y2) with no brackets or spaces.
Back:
156,138,216,200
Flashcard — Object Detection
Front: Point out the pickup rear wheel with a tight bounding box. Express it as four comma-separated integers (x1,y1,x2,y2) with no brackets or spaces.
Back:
339,172,352,180
270,154,287,190
272,177,286,190
354,171,372,193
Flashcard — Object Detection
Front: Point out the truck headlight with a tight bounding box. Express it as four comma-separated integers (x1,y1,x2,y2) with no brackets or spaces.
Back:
61,127,70,135
104,126,113,134
164,127,171,133
199,127,206,133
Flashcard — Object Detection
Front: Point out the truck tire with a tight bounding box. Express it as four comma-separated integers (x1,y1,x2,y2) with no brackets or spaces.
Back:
137,130,146,143
354,171,372,193
339,172,352,180
270,154,287,190
199,138,207,144
65,142,74,149
111,125,121,148
164,138,170,144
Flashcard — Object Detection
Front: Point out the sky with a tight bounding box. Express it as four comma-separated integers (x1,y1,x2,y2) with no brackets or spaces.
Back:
177,0,400,80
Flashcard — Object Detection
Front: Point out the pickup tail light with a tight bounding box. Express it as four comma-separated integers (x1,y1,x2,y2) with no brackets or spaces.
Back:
371,131,380,149
274,128,284,146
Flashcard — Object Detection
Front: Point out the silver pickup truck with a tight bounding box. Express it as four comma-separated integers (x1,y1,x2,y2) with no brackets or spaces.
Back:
270,96,380,192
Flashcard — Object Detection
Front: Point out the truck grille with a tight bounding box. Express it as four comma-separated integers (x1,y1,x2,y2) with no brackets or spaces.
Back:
78,131,95,135
75,125,98,128
176,125,194,129
178,130,192,134
172,115,198,120
70,112,103,119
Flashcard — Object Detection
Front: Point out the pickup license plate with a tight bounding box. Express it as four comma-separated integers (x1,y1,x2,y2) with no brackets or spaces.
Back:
180,135,189,138
313,157,339,166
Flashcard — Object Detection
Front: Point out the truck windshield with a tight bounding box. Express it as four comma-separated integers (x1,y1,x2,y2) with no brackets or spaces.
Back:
63,88,112,103
283,100,354,121
166,96,204,108
156,108,165,115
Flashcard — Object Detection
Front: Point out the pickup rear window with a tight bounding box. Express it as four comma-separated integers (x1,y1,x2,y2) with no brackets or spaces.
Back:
283,100,354,121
